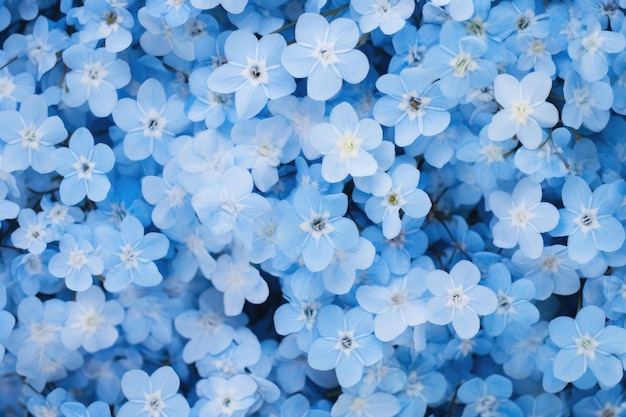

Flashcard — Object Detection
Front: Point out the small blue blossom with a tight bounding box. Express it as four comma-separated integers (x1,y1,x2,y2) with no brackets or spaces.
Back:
282,13,369,101
48,225,104,291
95,215,170,292
61,285,124,353
118,366,190,417
276,184,359,272
112,78,189,165
207,30,295,120
488,71,559,149
308,305,383,388
0,94,67,173
551,176,625,264
351,0,415,35
364,164,432,239
426,260,497,339
52,127,115,205
549,305,626,388
309,101,382,183
373,67,454,147
61,44,131,117
488,177,559,259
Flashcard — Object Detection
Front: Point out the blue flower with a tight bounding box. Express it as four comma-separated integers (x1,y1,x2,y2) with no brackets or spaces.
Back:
60,401,111,417
174,288,245,363
211,248,269,316
487,71,559,149
276,185,359,272
549,305,626,388
191,166,272,245
488,177,559,259
231,115,299,192
95,215,170,292
145,0,199,28
568,18,625,82
331,390,401,417
60,285,124,353
141,160,194,229
112,78,189,165
0,94,67,173
51,127,115,205
482,263,539,336
79,0,135,53
511,244,582,300
11,208,52,254
373,67,454,147
364,164,432,239
309,101,382,183
186,66,236,129
281,13,369,101
351,0,415,35
118,366,190,417
3,16,69,80
307,305,383,388
356,267,428,341
457,375,523,417
61,44,131,117
424,20,497,101
426,260,497,339
561,70,613,132
48,225,104,291
196,374,259,417
207,30,295,120
550,176,625,264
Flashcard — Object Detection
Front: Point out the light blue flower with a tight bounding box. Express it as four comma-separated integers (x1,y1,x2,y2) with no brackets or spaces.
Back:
549,305,626,388
207,30,295,119
118,366,190,417
309,101,382,183
95,215,170,292
487,71,559,149
550,176,625,264
488,177,559,259
276,184,359,272
61,44,131,117
112,78,189,165
0,94,67,173
307,305,382,388
60,285,124,353
351,0,415,35
51,127,115,205
281,13,369,101
373,67,454,147
364,164,432,239
426,260,497,339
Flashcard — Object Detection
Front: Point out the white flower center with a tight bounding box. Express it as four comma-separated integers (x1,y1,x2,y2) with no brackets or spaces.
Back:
68,249,88,270
300,212,334,240
335,330,358,355
511,99,534,124
480,143,504,163
142,391,165,417
73,156,96,179
81,62,108,87
243,59,269,87
400,93,430,120
576,208,600,234
575,334,599,359
313,42,339,67
20,125,42,149
449,51,478,78
119,243,140,269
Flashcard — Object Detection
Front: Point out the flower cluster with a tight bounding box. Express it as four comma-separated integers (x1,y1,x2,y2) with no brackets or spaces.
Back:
0,0,626,416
